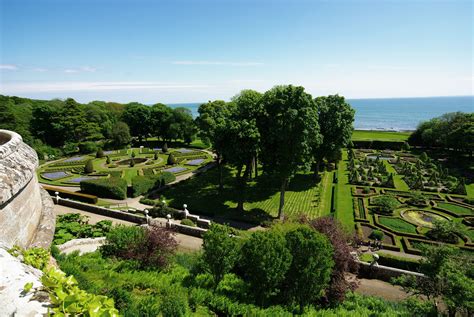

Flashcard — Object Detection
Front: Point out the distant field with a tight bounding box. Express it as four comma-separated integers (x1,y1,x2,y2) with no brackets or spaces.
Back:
352,130,411,141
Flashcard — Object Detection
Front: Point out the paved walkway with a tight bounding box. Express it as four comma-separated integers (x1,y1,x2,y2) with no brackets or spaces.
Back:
352,275,409,301
54,205,203,252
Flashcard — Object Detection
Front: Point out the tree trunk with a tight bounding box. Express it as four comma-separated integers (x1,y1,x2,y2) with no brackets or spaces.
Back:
217,153,223,192
254,155,258,178
237,162,251,211
278,178,288,219
313,160,321,181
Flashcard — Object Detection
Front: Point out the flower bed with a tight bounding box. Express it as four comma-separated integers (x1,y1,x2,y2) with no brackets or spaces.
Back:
163,166,188,174
41,171,70,180
185,158,205,166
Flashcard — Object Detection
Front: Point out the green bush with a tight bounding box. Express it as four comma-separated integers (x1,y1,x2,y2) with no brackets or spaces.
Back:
369,229,384,241
54,213,112,244
372,195,400,215
101,225,145,258
167,153,177,165
160,287,188,317
96,148,104,158
106,156,111,164
78,141,98,154
80,177,127,199
131,172,176,197
84,159,94,174
162,142,168,153
181,218,196,227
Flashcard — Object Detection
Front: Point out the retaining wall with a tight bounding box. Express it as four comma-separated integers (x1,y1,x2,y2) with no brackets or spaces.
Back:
0,130,55,248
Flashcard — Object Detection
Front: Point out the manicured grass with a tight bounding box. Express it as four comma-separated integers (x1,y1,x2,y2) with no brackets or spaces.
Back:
379,216,418,234
335,151,355,230
437,202,473,215
466,183,474,199
160,166,321,223
384,161,409,190
352,130,411,141
319,171,333,216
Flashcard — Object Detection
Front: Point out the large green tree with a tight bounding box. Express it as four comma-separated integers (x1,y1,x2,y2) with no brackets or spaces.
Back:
313,95,354,178
240,230,292,306
283,226,334,312
122,102,151,143
196,100,235,191
202,224,240,286
257,85,320,219
219,90,262,210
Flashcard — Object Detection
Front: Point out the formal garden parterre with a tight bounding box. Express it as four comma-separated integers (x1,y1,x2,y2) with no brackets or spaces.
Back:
37,146,213,199
348,148,474,255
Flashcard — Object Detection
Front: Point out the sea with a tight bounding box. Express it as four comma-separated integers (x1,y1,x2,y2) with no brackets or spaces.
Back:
168,95,473,131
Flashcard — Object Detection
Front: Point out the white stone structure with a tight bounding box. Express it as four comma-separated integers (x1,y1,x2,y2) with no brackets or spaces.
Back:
0,129,55,248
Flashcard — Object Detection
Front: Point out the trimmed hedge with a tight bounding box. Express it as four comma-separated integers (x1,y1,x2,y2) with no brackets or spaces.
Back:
80,177,127,200
377,252,420,272
43,185,98,204
131,172,176,197
353,140,404,150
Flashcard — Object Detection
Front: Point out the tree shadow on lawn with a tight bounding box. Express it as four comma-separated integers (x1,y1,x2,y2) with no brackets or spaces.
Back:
159,165,281,224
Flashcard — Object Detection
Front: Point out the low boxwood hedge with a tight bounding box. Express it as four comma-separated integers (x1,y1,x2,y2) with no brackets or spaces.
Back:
80,177,127,200
377,252,420,272
43,185,98,204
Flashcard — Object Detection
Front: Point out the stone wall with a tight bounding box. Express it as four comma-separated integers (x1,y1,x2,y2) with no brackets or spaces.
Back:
0,129,55,248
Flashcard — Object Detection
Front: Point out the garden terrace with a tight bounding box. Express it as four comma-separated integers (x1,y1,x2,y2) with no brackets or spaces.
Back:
38,146,212,188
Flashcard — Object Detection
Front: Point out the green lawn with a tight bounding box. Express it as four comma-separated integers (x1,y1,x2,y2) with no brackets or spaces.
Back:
466,183,474,198
437,202,473,215
159,166,321,224
335,151,355,230
379,216,418,234
319,171,334,216
352,130,411,141
384,161,409,191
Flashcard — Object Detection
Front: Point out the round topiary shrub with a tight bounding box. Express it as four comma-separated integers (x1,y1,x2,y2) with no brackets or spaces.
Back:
167,153,176,165
372,195,400,215
369,230,384,241
84,159,94,174
96,148,105,158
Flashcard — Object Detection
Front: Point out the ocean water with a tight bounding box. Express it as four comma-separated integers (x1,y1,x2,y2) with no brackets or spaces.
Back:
168,96,473,131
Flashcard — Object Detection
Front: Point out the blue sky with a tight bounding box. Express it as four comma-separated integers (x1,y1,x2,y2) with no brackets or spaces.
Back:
0,0,472,103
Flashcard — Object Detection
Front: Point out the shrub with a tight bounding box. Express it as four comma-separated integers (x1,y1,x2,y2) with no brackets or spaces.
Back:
160,287,188,317
78,141,98,154
362,187,371,194
129,158,135,167
84,159,94,174
96,148,105,158
427,220,464,244
407,192,428,207
369,230,384,241
106,156,111,164
162,142,168,153
181,218,195,227
308,216,358,304
80,177,127,199
131,172,176,197
101,225,178,269
167,153,177,165
372,195,400,215
154,151,158,160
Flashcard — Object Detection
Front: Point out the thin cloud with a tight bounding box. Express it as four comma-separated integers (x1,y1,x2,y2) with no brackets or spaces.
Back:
172,60,263,66
64,66,98,73
0,64,18,70
32,67,48,72
0,81,213,93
